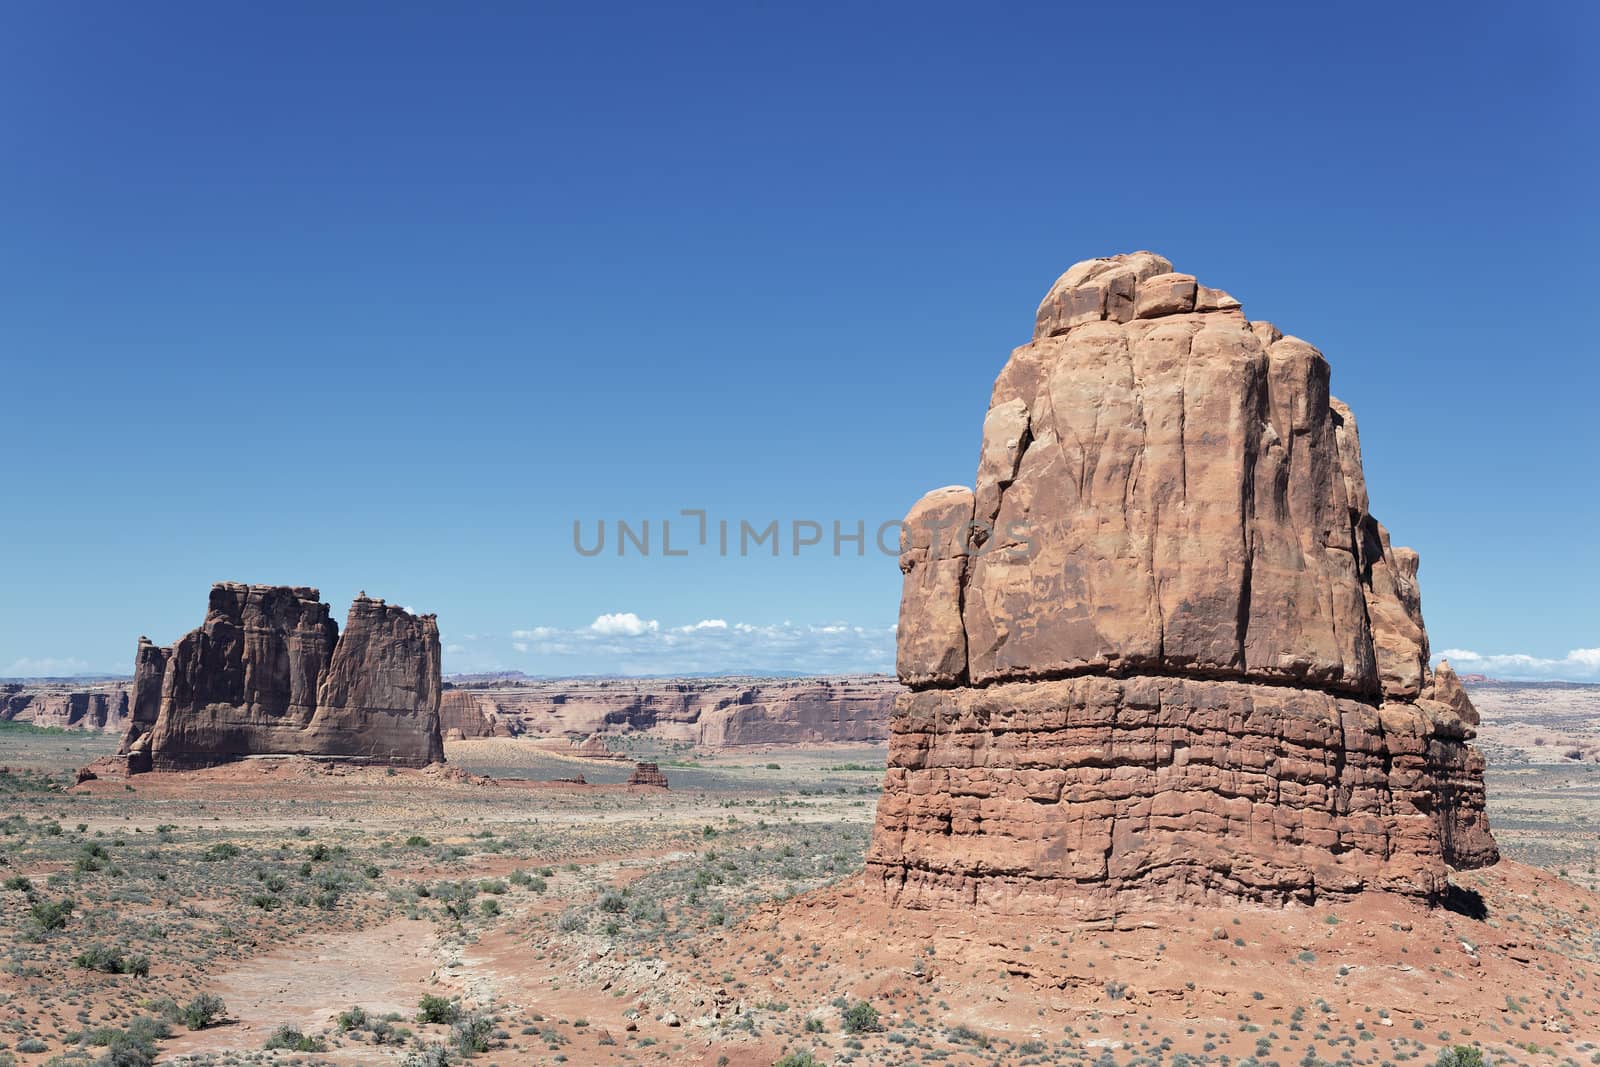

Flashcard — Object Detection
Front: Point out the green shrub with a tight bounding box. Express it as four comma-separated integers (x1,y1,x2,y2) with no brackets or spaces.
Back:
29,896,74,931
775,1053,823,1067
1436,1048,1485,1067
402,1045,452,1067
337,1006,370,1030
452,1013,493,1053
200,842,239,861
145,996,182,1024
180,993,226,1030
75,842,109,873
947,1024,989,1047
95,1032,157,1067
369,1018,409,1045
73,944,150,977
111,1017,169,1044
263,1025,325,1051
841,1000,880,1034
417,994,458,1025
405,835,431,848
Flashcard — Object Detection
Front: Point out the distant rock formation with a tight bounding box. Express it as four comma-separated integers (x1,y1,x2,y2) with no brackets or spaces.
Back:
570,735,628,760
439,676,898,746
0,683,129,731
440,689,517,739
626,761,669,788
867,253,1497,918
121,583,443,772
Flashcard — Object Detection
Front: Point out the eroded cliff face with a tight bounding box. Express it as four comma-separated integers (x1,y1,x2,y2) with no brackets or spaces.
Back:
118,639,169,761
867,253,1496,917
440,689,516,739
122,583,442,771
439,676,897,747
0,684,130,731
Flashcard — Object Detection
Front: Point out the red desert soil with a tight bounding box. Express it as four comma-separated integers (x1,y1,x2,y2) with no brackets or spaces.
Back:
7,738,1600,1064
757,860,1600,1057
159,918,438,1060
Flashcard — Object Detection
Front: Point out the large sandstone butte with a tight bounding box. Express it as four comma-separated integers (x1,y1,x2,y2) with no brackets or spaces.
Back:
866,252,1497,917
120,583,443,772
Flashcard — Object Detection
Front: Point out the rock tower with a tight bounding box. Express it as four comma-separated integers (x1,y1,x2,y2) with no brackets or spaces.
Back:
866,253,1496,917
121,583,443,771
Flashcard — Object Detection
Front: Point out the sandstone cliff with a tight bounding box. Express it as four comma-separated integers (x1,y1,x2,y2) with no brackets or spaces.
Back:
867,252,1496,917
440,676,897,747
440,688,518,739
0,683,130,731
119,638,169,756
122,583,443,772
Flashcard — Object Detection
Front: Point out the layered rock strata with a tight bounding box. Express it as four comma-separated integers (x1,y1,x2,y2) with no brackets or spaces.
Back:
626,761,670,788
867,253,1496,916
439,676,897,746
0,684,130,731
121,583,443,772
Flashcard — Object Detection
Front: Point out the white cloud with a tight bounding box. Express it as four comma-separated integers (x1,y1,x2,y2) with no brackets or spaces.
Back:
4,656,93,677
589,612,660,637
488,616,897,676
1436,648,1600,683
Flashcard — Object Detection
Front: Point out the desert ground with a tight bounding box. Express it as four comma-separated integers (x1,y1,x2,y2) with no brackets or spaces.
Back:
2,684,1599,1066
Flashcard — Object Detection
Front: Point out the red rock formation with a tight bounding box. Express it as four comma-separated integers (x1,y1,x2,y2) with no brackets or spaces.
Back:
439,675,898,746
121,583,443,772
439,689,517,739
0,684,130,731
119,638,170,767
571,735,628,760
626,761,669,788
867,253,1497,917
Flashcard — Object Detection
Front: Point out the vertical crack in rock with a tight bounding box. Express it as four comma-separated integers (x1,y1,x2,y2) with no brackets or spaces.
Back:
117,583,443,772
867,252,1498,919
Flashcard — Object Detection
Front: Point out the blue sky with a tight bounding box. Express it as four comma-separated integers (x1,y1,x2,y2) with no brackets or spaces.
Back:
2,2,1596,680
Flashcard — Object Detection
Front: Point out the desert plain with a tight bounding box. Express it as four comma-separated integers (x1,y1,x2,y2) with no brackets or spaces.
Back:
1,679,1599,1066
